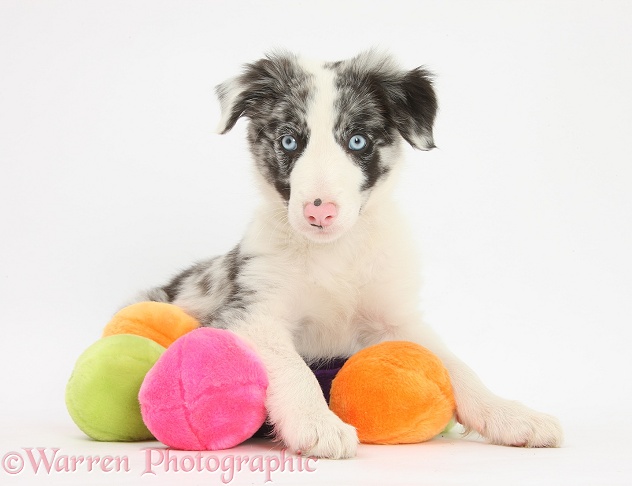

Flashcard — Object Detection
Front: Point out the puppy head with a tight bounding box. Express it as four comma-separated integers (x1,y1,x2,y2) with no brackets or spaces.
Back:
216,50,437,243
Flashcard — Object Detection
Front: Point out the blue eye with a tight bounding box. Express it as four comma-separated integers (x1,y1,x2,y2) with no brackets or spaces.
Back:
281,135,298,152
348,134,367,151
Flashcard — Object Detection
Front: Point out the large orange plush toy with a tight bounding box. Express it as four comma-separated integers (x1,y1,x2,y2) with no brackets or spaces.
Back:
329,341,456,444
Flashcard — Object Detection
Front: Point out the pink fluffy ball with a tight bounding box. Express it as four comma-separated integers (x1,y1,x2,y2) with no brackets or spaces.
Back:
139,327,268,450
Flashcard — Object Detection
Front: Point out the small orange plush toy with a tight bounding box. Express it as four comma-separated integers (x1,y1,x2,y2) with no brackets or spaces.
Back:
329,341,456,444
102,301,199,347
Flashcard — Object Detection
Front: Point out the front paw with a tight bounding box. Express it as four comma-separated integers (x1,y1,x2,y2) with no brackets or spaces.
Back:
279,409,359,459
460,399,563,448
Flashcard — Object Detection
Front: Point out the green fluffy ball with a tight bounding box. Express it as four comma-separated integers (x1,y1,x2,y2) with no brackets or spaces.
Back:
66,334,165,441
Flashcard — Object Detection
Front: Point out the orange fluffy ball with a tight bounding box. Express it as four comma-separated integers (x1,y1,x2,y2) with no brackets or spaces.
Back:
103,302,199,348
329,341,455,444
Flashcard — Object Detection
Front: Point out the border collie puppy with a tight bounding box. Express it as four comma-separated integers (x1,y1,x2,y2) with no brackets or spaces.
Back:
139,50,563,458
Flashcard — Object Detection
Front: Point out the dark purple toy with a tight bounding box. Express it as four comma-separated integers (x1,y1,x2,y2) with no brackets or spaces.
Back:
252,358,348,438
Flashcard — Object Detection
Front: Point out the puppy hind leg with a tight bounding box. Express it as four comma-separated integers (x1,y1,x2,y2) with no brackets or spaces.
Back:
440,356,564,447
391,319,564,448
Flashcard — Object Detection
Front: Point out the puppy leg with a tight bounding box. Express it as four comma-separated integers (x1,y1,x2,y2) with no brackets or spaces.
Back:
395,320,564,447
440,354,564,447
232,315,358,459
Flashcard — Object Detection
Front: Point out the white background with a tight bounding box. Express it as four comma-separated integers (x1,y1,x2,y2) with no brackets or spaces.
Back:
1,1,631,484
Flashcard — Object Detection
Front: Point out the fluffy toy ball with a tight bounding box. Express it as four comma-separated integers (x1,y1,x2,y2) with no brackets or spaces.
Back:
103,301,199,348
65,334,165,441
329,341,455,444
139,327,269,450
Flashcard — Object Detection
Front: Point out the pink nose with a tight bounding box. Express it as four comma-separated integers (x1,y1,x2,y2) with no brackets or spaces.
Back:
304,199,338,228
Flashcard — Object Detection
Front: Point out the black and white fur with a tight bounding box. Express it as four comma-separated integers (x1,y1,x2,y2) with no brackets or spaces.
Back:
138,50,563,458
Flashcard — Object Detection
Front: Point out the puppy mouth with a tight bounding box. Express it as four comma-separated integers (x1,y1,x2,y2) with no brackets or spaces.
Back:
300,222,343,243
291,221,344,243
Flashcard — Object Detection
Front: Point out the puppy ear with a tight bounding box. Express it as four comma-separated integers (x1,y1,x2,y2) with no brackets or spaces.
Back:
390,67,437,150
215,74,247,134
395,68,437,150
215,52,300,134
347,50,438,150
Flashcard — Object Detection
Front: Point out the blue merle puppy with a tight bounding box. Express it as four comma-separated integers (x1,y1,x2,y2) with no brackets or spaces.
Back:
137,50,563,458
